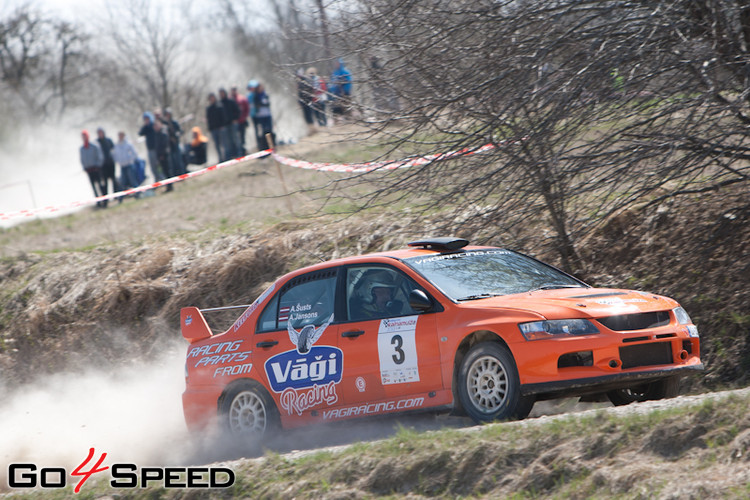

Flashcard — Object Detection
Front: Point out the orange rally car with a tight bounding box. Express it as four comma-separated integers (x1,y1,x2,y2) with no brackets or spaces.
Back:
181,238,702,442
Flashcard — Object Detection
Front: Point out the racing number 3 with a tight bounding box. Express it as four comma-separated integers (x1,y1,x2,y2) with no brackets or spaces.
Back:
391,334,405,364
377,316,420,385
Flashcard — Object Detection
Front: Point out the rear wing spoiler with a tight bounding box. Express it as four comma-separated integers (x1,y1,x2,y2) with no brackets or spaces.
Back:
180,305,253,344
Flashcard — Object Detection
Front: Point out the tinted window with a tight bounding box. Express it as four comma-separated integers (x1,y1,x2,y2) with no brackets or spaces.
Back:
345,265,424,321
404,250,586,300
257,270,337,332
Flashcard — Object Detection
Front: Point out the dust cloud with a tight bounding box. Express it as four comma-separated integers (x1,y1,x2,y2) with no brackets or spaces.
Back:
0,339,208,488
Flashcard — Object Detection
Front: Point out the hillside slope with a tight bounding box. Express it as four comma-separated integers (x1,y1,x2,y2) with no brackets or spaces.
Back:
0,127,749,498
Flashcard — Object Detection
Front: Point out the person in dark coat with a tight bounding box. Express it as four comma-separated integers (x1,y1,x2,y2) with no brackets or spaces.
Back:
162,108,185,177
139,112,162,182
219,87,240,160
206,92,227,162
96,127,121,206
153,119,172,192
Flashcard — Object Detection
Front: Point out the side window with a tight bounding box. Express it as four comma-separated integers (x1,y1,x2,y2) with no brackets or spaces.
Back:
257,294,279,332
257,271,337,333
346,266,423,322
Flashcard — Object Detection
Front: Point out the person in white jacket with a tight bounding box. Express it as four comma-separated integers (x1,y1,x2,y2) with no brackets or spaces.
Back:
112,131,141,196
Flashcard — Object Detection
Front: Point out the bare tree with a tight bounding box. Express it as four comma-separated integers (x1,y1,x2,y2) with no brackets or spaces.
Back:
103,0,186,112
0,5,96,123
327,0,750,271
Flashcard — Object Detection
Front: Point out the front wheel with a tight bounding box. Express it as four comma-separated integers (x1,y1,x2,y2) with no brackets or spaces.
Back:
219,381,279,445
606,376,680,406
456,342,534,423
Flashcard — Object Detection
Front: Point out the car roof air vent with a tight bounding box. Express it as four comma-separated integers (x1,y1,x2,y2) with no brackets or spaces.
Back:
407,237,470,252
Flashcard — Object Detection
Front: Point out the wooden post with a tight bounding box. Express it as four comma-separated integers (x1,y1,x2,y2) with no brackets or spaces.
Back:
267,133,293,213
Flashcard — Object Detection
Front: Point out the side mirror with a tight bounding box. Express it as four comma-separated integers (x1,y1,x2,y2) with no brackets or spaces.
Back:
409,289,433,312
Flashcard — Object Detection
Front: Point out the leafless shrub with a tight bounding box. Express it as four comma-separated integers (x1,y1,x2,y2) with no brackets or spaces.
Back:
318,0,750,271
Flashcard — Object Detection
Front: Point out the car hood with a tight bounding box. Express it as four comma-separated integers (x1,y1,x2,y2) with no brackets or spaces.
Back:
461,288,678,319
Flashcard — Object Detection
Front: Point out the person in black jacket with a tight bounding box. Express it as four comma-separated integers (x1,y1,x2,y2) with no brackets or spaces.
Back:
161,108,185,177
206,92,227,162
153,119,172,192
139,112,162,183
96,127,121,207
219,87,240,160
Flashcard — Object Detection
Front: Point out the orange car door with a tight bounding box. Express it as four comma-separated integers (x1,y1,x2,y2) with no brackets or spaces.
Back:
337,264,443,405
253,268,343,421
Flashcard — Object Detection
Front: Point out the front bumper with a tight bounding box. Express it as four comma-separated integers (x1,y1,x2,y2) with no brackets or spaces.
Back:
520,363,704,398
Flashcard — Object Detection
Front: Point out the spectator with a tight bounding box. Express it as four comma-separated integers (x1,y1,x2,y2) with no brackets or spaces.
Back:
330,58,353,123
231,86,250,155
219,87,240,160
112,131,141,198
139,112,163,183
185,126,208,167
206,92,227,162
253,82,275,151
297,69,314,129
162,108,185,178
247,80,259,150
96,127,120,206
306,67,328,128
79,130,105,208
153,119,172,192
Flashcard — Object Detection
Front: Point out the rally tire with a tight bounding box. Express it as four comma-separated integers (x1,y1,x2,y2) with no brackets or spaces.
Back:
457,342,535,423
219,380,279,444
606,376,680,406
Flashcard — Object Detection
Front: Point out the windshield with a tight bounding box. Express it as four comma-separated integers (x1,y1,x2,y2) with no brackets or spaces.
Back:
404,249,586,301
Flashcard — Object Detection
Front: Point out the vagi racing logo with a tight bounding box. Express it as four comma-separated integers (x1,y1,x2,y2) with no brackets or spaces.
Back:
265,314,342,416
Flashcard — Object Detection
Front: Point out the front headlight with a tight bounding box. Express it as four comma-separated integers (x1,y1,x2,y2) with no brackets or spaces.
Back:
673,307,692,325
673,307,699,337
519,319,599,341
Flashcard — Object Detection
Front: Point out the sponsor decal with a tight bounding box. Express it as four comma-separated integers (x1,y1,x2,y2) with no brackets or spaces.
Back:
378,315,420,385
232,283,276,333
265,346,342,392
264,314,343,416
184,315,193,326
188,339,244,359
596,297,625,306
356,376,366,392
323,397,425,420
7,448,234,493
195,350,251,368
213,363,253,378
279,381,338,416
287,313,334,354
411,249,510,265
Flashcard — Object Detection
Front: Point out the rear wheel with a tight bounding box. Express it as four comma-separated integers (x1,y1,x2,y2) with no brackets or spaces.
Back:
220,381,279,444
606,376,680,406
457,342,535,423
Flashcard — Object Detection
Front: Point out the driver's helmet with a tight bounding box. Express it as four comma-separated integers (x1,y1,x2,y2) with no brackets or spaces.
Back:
368,281,395,301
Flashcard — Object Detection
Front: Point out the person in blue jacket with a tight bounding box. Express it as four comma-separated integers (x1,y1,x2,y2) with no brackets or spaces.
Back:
330,58,353,123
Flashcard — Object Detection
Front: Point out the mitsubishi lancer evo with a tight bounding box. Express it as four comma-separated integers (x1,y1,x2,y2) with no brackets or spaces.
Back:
181,238,702,442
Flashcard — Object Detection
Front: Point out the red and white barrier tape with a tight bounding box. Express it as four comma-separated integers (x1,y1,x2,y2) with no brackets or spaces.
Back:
271,141,514,173
0,150,271,221
1,137,523,222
